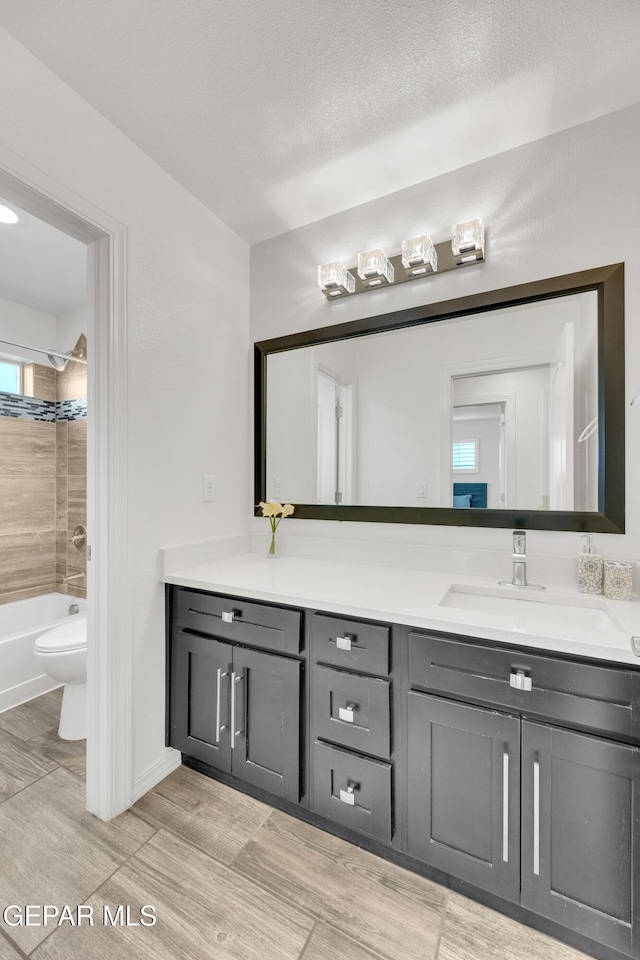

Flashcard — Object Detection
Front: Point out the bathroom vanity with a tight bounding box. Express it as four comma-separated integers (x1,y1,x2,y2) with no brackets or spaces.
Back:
165,555,640,960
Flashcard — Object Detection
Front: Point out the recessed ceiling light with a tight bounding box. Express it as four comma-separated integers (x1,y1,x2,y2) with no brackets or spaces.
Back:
0,203,21,225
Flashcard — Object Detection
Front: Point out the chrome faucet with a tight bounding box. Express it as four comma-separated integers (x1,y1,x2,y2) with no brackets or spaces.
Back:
499,530,545,590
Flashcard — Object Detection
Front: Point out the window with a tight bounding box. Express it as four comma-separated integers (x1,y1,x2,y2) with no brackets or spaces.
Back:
0,360,22,395
452,439,479,472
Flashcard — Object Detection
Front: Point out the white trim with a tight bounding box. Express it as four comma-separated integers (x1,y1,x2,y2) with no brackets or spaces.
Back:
0,677,61,715
0,147,131,821
132,749,181,804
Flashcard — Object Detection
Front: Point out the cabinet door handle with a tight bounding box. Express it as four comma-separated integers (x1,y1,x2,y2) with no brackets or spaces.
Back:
338,703,356,723
215,668,228,743
339,781,358,805
230,671,244,747
502,751,509,863
533,760,540,876
336,634,353,651
222,610,236,623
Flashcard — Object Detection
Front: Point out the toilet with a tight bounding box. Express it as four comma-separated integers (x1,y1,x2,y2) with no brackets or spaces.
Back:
34,616,87,740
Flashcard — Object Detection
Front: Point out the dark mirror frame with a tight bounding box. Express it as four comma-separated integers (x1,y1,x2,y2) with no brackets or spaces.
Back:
255,263,625,533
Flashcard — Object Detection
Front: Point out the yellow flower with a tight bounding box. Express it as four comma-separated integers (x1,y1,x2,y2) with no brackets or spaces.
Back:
258,501,295,534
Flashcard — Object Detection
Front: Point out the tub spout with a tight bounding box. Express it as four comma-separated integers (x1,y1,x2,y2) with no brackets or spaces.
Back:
63,572,85,584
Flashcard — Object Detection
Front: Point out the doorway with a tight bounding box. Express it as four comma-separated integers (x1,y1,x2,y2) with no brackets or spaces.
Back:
0,161,130,820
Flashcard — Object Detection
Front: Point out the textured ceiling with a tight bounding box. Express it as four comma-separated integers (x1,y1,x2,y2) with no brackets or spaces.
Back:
0,0,639,243
0,201,86,315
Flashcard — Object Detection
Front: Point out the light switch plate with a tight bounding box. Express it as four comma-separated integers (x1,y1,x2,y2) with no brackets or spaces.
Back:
203,475,216,502
416,481,427,498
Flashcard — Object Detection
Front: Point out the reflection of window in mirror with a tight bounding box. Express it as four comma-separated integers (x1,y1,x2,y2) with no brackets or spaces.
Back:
452,439,479,472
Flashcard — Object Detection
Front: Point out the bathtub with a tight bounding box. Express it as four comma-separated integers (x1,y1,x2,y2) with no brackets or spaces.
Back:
0,592,87,713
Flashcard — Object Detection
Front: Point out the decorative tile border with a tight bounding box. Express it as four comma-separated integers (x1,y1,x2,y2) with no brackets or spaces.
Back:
56,398,87,422
0,392,55,422
0,393,87,423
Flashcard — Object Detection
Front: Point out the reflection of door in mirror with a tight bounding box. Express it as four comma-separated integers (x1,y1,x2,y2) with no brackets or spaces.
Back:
317,368,353,504
452,401,506,508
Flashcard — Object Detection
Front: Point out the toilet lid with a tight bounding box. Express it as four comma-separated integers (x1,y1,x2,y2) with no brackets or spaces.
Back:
34,616,87,654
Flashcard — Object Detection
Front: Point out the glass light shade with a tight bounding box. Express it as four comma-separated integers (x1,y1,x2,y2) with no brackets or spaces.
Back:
451,218,484,256
317,261,355,295
356,249,394,285
401,235,437,273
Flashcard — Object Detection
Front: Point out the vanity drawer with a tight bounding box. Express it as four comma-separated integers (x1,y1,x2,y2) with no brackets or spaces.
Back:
312,741,392,843
311,613,390,676
175,588,302,655
409,632,640,741
312,666,391,759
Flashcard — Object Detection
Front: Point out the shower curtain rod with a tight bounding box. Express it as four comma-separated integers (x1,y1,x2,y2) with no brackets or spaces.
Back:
0,338,87,365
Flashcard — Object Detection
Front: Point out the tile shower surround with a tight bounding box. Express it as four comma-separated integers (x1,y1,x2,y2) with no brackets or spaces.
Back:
0,340,87,604
0,392,86,421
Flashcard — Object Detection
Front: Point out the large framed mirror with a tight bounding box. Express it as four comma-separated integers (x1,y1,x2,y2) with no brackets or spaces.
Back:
255,263,624,532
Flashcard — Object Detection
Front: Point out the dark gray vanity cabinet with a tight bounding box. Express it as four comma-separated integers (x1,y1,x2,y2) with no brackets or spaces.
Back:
169,588,303,802
406,692,521,901
167,585,640,960
521,721,640,959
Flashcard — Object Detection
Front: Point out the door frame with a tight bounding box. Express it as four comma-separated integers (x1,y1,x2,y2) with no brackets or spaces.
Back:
0,147,131,820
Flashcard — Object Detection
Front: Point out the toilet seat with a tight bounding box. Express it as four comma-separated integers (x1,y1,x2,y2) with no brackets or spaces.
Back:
34,617,87,655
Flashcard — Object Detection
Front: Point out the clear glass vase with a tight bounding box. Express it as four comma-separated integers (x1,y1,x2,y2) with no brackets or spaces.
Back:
267,531,279,558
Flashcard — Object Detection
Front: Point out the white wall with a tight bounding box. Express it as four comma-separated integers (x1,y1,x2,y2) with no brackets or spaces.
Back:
0,27,250,789
251,102,640,568
57,302,88,356
0,296,57,365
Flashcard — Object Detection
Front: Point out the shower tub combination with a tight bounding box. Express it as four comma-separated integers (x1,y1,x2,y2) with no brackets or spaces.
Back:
0,592,87,714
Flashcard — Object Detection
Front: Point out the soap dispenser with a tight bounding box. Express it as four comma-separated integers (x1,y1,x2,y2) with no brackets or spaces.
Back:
577,534,603,594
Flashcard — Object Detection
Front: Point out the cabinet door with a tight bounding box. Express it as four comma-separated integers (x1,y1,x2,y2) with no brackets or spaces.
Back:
407,692,520,901
231,646,302,802
522,721,639,958
172,631,232,771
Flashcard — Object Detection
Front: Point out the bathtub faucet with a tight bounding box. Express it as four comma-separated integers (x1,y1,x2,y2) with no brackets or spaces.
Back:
63,571,85,584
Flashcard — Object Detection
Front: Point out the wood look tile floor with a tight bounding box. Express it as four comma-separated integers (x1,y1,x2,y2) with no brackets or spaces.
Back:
0,692,592,960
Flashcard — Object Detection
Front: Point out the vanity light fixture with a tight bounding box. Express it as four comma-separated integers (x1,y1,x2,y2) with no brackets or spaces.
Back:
317,261,355,297
402,235,437,276
318,218,485,301
357,249,394,287
451,218,484,264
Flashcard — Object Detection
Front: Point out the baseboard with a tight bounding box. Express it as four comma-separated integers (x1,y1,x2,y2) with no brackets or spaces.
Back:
0,675,61,714
131,749,181,804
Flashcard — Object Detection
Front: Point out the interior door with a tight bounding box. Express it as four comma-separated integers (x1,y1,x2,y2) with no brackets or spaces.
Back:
172,632,232,771
521,721,639,958
231,646,302,802
407,692,521,901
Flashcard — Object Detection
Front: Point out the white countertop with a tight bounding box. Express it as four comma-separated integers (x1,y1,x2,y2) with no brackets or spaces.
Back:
163,553,640,666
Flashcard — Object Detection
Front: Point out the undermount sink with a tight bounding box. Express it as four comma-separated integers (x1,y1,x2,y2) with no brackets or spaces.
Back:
439,584,626,635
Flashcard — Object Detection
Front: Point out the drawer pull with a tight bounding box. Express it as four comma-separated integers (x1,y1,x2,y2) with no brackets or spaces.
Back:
338,703,356,723
510,669,532,691
533,760,540,876
222,610,237,623
339,781,358,806
215,667,228,743
336,634,353,651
